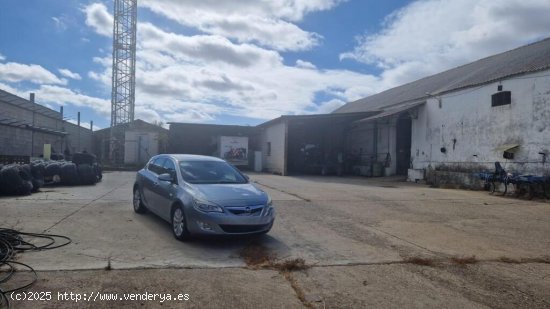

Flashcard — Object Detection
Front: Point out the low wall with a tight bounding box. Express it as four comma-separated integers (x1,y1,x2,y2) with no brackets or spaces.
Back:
427,170,485,190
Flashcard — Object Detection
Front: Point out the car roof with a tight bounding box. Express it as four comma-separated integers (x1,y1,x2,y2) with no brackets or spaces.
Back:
158,154,225,162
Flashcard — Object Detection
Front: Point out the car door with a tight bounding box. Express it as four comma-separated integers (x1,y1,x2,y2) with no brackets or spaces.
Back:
143,156,166,216
156,157,178,221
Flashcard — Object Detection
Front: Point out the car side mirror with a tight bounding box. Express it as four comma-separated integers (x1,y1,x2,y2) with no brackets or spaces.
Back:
158,173,174,183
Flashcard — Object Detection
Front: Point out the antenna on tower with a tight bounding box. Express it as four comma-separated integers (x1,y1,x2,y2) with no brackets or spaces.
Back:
110,0,137,164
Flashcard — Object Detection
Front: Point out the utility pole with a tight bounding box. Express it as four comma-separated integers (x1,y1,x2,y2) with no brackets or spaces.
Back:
110,0,137,164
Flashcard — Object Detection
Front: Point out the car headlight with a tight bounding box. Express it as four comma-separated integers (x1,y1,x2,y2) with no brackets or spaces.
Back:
266,196,273,207
193,199,224,213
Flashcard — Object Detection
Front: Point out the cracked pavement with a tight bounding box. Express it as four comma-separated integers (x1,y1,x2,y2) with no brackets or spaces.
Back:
1,171,549,308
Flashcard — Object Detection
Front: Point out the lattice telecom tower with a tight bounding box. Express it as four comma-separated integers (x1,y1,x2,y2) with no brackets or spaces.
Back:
110,0,137,162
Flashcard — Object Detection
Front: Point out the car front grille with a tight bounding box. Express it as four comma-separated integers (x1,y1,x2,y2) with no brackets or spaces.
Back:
225,205,264,216
219,223,271,233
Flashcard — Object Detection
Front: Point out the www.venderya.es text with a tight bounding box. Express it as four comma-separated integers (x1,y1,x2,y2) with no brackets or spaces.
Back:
11,291,190,303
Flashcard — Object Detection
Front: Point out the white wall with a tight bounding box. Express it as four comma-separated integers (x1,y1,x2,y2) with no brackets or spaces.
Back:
258,121,287,175
411,69,550,174
124,131,160,165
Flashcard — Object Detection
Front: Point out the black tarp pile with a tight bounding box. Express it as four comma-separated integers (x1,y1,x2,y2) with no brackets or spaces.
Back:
0,153,102,196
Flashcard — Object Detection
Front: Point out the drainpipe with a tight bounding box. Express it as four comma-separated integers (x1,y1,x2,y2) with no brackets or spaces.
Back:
59,106,64,152
77,112,81,152
373,121,378,158
90,120,94,155
30,93,35,157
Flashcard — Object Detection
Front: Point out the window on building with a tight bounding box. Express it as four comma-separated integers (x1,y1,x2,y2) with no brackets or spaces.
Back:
267,142,271,156
491,91,511,107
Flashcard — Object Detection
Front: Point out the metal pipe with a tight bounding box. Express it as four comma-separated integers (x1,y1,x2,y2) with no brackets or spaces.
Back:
77,112,81,152
30,93,35,157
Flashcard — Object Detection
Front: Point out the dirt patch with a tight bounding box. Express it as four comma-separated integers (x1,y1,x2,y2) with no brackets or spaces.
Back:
272,258,309,272
451,256,478,266
240,242,313,308
401,255,550,267
404,257,437,267
239,242,274,268
240,242,310,272
498,256,550,264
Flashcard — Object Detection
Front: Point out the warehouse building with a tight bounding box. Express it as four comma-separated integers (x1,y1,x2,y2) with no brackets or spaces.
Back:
334,37,550,181
168,37,550,180
254,37,550,182
0,89,92,160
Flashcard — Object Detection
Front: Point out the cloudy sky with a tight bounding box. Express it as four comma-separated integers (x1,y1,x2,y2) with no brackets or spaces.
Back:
1,0,549,129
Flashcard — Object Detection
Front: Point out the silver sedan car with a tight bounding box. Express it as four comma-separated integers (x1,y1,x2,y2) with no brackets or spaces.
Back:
133,154,275,240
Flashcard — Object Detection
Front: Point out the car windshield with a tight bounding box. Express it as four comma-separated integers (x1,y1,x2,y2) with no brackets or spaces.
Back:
179,160,247,184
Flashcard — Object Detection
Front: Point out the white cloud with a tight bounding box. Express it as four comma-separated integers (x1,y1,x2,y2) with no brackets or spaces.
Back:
138,23,282,68
341,0,550,87
0,62,67,85
65,118,94,129
79,0,550,125
138,0,344,51
314,99,346,114
296,59,317,69
83,2,380,123
0,53,5,61
84,3,112,37
0,82,25,97
58,68,82,80
0,82,108,124
52,16,68,31
34,85,111,117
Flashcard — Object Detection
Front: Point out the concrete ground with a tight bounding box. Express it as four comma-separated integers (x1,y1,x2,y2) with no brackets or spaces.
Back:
1,171,549,308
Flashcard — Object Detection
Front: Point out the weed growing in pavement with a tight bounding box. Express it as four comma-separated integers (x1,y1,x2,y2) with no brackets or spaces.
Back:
239,242,314,308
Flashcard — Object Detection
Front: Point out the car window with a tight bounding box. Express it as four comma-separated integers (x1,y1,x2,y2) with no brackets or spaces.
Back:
163,158,176,176
150,157,166,175
179,160,247,184
146,159,156,172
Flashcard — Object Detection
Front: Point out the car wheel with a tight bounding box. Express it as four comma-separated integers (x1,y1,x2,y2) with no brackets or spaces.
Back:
133,187,147,214
172,205,190,241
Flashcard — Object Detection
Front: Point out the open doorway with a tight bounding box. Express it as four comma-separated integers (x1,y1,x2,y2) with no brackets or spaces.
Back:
395,113,412,175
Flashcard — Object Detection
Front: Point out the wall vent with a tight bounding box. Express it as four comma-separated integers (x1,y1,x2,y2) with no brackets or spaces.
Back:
491,91,511,107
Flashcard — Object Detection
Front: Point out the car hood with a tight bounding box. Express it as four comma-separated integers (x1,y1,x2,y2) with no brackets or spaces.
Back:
189,183,268,206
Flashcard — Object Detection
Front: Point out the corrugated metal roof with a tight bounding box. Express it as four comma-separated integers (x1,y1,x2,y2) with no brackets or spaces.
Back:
0,89,62,119
257,111,378,128
95,119,169,134
334,37,550,114
354,101,426,124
